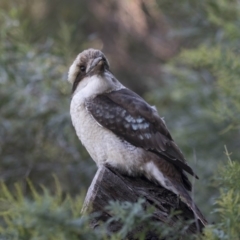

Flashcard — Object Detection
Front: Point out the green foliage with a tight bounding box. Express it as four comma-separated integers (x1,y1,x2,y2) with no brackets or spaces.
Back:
0,4,95,193
0,0,240,239
0,179,92,240
0,180,85,239
147,0,240,224
177,46,240,131
106,199,159,240
163,0,240,225
206,0,240,40
107,199,197,240
203,148,240,240
0,180,199,240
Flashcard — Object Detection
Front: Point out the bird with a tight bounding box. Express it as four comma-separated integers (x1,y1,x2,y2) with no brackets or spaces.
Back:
68,48,207,226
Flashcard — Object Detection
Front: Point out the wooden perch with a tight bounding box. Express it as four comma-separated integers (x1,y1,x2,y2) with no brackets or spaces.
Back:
82,164,204,239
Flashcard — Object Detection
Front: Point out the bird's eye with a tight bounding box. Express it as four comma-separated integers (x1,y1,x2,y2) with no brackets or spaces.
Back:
80,65,86,72
102,58,109,69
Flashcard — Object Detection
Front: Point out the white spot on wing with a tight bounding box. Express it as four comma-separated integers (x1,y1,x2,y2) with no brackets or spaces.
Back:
125,115,136,123
132,124,138,130
136,117,144,123
144,133,151,139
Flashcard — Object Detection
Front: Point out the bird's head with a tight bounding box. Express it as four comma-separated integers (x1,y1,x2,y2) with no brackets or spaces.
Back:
68,49,111,94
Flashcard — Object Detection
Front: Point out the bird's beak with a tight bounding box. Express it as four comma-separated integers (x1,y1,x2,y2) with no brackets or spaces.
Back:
87,57,105,75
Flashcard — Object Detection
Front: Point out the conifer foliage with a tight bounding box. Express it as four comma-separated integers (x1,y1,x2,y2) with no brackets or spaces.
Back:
0,1,239,239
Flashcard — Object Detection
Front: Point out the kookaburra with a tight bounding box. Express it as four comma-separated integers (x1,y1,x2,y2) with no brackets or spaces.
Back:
68,48,207,226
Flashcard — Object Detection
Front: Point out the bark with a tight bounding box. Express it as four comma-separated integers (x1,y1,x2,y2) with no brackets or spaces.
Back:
82,164,203,239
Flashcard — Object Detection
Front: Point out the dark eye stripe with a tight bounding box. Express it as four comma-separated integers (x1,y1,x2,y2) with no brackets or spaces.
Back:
80,65,86,72
72,69,85,93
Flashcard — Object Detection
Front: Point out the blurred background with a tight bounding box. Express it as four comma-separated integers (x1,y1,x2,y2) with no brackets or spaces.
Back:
0,0,240,228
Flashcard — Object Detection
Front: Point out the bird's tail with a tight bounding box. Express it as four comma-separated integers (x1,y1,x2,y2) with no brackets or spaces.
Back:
174,182,208,227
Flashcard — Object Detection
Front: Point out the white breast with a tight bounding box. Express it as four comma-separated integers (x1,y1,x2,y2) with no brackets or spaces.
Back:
70,97,177,194
70,82,147,175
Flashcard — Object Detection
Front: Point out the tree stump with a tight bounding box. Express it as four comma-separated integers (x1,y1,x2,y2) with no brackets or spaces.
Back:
82,164,204,239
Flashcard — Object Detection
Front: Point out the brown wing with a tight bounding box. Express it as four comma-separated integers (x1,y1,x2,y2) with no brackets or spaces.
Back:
85,88,198,181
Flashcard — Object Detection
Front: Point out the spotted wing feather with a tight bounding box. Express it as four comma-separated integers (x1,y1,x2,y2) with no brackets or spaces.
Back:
85,88,198,180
